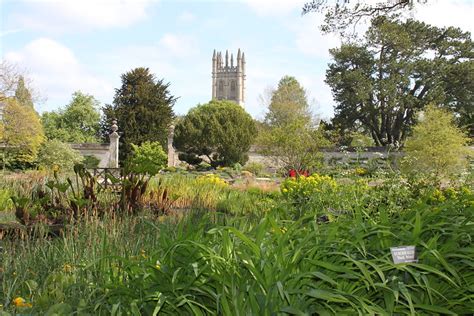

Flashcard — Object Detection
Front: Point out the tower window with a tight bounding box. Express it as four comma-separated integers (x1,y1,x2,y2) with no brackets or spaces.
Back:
218,80,224,93
230,80,236,93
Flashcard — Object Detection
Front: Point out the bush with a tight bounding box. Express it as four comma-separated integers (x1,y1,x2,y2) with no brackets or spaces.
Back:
173,100,257,168
37,139,83,172
127,141,167,176
402,105,470,180
243,162,265,176
82,155,100,169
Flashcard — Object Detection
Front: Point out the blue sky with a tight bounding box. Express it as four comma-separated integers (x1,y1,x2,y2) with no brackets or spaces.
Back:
1,0,473,120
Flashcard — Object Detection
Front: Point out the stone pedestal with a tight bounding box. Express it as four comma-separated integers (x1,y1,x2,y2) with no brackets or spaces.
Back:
167,124,176,167
109,120,120,168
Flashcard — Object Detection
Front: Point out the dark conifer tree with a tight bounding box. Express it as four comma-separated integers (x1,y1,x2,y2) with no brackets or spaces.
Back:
103,68,176,161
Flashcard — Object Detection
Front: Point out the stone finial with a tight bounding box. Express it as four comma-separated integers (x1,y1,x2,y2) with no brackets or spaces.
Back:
111,119,118,133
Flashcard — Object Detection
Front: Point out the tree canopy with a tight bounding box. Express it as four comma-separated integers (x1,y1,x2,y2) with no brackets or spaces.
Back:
37,139,83,172
326,17,473,146
15,76,34,108
173,100,257,168
258,76,329,171
264,76,313,127
103,67,176,161
42,91,101,143
1,98,44,169
302,0,430,37
402,105,470,180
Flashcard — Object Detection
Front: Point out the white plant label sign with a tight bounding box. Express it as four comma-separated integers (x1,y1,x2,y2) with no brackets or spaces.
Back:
390,245,417,264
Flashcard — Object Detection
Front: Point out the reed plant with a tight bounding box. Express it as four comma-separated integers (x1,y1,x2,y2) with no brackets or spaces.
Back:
1,187,472,315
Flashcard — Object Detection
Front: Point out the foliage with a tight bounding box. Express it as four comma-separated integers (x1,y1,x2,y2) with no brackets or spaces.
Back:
258,76,329,172
174,100,257,168
102,67,176,161
281,174,338,202
82,155,100,169
196,173,228,187
14,76,34,108
0,60,40,103
265,75,312,127
37,140,83,172
0,98,44,169
0,188,13,212
42,91,100,143
326,17,474,145
258,119,330,172
402,105,470,180
243,162,265,176
302,0,429,37
127,141,167,176
1,179,473,314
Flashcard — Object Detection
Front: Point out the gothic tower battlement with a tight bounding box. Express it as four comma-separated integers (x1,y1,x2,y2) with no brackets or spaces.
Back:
212,49,245,105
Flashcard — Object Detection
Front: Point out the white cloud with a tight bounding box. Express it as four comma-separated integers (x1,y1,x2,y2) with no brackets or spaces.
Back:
294,19,341,58
158,33,199,58
11,0,153,32
414,0,474,34
241,0,305,16
4,38,113,112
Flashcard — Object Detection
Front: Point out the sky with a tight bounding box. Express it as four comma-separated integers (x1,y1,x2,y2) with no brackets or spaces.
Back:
1,0,473,120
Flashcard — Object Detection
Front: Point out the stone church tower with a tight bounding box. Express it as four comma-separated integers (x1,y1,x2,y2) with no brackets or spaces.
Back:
212,49,245,105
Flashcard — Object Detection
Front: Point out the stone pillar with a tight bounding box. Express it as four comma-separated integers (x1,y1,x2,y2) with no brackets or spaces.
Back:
109,119,120,168
167,124,176,167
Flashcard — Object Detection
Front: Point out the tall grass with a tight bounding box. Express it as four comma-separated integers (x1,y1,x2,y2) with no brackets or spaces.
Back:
1,188,472,315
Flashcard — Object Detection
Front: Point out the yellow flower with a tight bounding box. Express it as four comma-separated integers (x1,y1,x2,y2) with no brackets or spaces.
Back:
63,264,73,273
12,297,32,308
52,164,60,172
155,260,161,270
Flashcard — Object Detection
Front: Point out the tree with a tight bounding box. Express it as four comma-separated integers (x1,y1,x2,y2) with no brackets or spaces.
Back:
173,100,257,168
42,91,101,143
326,17,473,146
37,139,83,172
257,76,329,171
402,105,470,180
258,120,330,172
103,68,176,161
265,76,313,127
0,98,44,169
302,0,430,37
15,76,34,108
1,60,41,104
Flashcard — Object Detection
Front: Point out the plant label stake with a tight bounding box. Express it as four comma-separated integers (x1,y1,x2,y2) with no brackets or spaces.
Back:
390,245,417,264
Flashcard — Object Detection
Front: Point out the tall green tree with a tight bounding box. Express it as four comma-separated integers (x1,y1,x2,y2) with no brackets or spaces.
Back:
326,17,473,146
402,105,470,180
265,76,312,127
173,100,256,168
258,76,329,171
1,98,44,169
14,76,34,108
103,68,176,161
42,91,101,143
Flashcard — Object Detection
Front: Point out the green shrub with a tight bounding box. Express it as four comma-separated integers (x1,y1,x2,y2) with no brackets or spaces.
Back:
127,141,167,176
243,162,264,176
37,139,83,172
174,100,257,167
82,155,100,169
402,105,470,180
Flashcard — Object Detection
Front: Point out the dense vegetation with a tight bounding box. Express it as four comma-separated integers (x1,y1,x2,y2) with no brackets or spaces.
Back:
174,100,257,168
0,168,473,315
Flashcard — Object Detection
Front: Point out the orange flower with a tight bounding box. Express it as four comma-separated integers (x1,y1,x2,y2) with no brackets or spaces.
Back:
12,297,32,308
